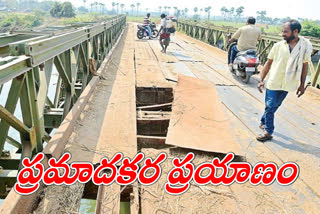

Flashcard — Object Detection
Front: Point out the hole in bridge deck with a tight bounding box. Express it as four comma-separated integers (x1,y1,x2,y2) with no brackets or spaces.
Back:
136,87,174,148
136,87,173,108
79,86,175,213
80,176,133,214
120,185,133,214
79,198,97,214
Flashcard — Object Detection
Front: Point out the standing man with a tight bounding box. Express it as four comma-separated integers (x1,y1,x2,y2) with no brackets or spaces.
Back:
159,14,170,53
143,13,152,39
257,19,313,142
229,17,262,66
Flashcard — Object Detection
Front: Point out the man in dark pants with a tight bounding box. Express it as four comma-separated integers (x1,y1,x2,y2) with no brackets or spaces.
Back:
257,19,313,142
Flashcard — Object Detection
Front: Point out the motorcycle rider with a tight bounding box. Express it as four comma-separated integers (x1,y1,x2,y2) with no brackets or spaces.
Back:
143,13,152,39
228,17,262,67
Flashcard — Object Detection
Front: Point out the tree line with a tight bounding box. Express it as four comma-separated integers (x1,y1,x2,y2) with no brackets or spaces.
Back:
1,0,320,38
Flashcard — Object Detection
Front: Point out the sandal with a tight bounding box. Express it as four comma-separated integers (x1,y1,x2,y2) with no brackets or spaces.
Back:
256,133,273,142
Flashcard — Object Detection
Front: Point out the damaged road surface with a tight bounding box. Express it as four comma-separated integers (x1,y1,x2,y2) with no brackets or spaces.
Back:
1,22,320,214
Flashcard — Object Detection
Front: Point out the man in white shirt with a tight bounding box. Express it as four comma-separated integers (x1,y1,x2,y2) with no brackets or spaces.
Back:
159,14,170,53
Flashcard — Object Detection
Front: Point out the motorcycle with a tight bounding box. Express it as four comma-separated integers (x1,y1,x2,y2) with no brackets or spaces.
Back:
137,22,159,39
227,42,260,83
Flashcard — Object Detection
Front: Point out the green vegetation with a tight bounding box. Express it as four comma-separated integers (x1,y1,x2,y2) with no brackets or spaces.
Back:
0,13,43,31
0,0,55,12
0,0,319,39
50,2,75,18
183,19,281,34
61,13,111,25
0,12,112,32
301,21,320,38
182,19,320,37
220,6,245,22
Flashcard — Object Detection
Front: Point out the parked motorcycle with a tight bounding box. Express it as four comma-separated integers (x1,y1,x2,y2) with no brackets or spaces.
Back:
137,23,159,39
227,42,260,83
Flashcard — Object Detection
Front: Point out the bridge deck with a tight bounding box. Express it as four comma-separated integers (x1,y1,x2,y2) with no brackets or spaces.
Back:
60,23,320,213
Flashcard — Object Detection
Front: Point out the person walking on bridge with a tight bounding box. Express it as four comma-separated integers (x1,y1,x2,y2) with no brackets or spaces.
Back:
228,17,262,67
257,19,313,142
159,13,170,53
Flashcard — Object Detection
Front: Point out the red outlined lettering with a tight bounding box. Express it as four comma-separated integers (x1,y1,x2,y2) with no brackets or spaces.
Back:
250,162,278,185
229,162,252,184
138,153,167,185
92,153,123,185
193,161,215,185
70,162,94,184
14,153,45,195
211,153,236,185
13,152,300,195
165,152,195,195
43,153,70,185
116,153,144,185
276,162,299,185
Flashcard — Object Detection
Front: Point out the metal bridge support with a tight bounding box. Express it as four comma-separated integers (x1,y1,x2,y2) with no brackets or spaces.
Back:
0,15,127,173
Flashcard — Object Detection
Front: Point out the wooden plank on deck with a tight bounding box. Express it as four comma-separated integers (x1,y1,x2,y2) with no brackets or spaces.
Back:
166,75,243,156
92,45,137,162
95,184,121,214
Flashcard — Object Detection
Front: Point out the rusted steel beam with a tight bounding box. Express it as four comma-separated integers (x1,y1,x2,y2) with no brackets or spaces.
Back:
5,136,21,150
0,16,127,213
0,56,30,85
0,105,30,136
43,21,126,159
178,21,320,50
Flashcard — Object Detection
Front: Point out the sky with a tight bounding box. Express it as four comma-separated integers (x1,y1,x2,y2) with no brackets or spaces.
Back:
63,0,320,20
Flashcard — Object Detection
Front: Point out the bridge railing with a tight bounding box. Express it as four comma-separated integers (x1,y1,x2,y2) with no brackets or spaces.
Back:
0,15,126,177
177,20,320,88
